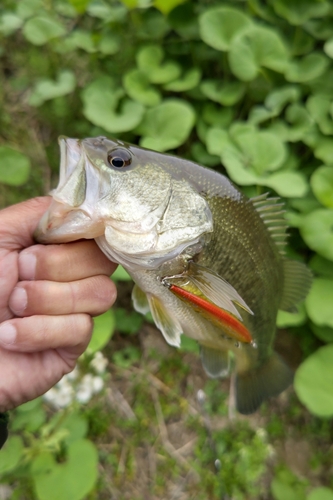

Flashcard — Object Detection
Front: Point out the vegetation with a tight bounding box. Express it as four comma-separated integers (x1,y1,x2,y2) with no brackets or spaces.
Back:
0,0,333,498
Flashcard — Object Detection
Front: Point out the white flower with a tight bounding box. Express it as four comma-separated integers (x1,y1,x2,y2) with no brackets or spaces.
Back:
92,376,104,394
66,365,80,381
90,352,108,374
75,374,94,404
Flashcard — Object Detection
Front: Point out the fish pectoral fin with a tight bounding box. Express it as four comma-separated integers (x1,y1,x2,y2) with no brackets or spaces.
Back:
188,262,253,320
200,345,231,379
280,259,313,312
132,284,150,315
235,352,293,415
148,295,183,348
167,283,253,343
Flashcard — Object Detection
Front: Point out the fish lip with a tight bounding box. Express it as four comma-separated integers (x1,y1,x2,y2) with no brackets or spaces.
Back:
34,203,105,243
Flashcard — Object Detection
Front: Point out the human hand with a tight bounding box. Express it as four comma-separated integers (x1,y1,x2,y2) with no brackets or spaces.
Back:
0,197,117,412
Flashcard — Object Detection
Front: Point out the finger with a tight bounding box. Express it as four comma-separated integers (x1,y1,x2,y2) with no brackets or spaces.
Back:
9,275,117,317
19,240,117,282
0,314,93,357
0,197,52,251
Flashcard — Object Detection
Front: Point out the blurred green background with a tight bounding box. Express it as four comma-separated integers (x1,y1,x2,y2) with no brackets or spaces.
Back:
0,0,333,499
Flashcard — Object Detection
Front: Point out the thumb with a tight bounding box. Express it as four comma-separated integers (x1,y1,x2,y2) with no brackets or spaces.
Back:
0,197,52,251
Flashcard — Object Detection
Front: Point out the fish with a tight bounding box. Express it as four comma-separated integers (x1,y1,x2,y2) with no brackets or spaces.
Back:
35,136,313,414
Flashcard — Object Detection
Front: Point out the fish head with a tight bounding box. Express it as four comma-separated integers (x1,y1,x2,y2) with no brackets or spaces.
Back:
35,136,213,269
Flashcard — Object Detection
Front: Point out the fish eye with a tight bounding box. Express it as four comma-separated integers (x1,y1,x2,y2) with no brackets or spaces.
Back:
107,148,132,168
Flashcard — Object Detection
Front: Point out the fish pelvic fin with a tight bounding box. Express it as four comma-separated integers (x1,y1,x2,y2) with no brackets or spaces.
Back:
132,284,150,315
280,259,313,312
188,262,254,319
200,345,231,379
148,295,183,347
235,352,293,414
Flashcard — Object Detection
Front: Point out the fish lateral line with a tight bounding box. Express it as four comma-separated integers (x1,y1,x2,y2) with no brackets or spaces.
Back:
167,283,253,344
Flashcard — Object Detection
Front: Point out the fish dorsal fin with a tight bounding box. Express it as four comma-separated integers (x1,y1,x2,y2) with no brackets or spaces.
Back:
280,259,313,312
188,262,253,319
148,295,183,347
132,284,150,315
251,193,288,254
200,345,231,379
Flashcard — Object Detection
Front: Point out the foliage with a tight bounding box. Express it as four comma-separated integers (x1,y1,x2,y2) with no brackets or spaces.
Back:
1,0,333,497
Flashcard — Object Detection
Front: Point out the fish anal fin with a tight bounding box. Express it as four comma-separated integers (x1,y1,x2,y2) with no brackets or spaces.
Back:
168,283,253,343
200,345,230,379
235,352,293,414
280,259,313,312
148,295,182,347
132,284,150,315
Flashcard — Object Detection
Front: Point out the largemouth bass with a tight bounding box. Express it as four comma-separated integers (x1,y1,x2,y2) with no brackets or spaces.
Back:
35,136,312,414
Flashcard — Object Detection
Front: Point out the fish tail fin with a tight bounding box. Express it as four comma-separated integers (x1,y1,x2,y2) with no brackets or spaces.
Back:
235,352,293,414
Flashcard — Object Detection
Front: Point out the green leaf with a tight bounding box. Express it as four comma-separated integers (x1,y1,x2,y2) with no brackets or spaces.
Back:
16,0,44,19
309,254,333,279
32,439,98,500
310,323,333,343
112,346,141,368
138,99,196,152
232,128,287,174
307,95,333,135
81,77,144,133
137,45,181,84
285,53,329,83
115,308,143,335
0,436,24,475
57,412,88,446
29,70,76,106
314,137,333,165
200,80,245,106
305,278,333,328
179,335,199,353
272,0,330,26
199,6,252,51
153,0,186,15
66,30,96,52
324,37,333,59
307,488,333,500
123,69,161,106
23,15,66,45
265,171,308,198
277,305,306,328
295,344,333,417
311,166,333,208
164,68,201,92
98,34,120,55
88,309,115,354
0,13,23,35
300,209,333,261
229,25,288,81
265,85,301,114
0,146,31,186
202,104,233,128
87,1,126,22
112,265,132,282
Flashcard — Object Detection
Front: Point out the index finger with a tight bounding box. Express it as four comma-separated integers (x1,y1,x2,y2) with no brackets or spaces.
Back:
19,240,117,282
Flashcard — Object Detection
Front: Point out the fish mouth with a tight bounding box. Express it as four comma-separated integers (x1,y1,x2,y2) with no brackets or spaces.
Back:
34,137,105,244
34,199,105,243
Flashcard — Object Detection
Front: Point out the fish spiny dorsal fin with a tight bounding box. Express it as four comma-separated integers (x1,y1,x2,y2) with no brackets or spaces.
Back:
251,193,288,255
280,259,313,312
